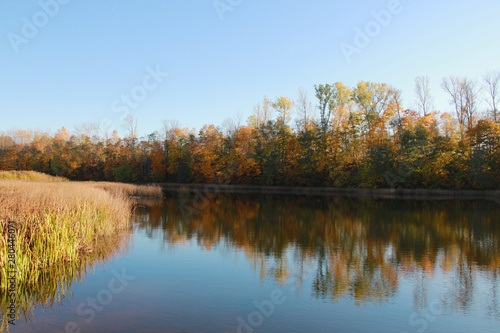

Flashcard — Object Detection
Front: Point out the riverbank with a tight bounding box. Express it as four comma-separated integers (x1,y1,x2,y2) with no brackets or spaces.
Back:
0,171,162,295
160,183,500,203
0,170,68,182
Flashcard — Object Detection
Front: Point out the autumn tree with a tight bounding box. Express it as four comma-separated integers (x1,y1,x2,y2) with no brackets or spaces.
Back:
272,96,294,127
467,120,500,188
0,134,15,150
150,141,167,182
314,84,334,135
1,76,499,190
192,125,224,183
227,125,261,184
352,81,394,134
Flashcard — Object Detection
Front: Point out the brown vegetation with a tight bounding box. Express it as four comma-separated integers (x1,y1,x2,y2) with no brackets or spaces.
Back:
0,170,68,182
0,172,162,295
88,181,163,198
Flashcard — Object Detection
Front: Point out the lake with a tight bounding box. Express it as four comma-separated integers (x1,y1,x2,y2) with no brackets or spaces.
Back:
4,193,500,332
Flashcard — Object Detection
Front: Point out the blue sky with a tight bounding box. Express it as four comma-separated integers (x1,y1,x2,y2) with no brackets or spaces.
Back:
1,0,499,137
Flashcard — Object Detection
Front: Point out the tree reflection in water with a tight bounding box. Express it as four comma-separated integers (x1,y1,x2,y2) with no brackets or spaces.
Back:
133,194,500,316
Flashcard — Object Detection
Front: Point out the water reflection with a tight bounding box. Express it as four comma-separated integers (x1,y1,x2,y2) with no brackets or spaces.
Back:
0,232,131,332
134,194,500,316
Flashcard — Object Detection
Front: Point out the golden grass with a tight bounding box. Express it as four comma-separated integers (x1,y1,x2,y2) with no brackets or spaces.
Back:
87,181,163,198
0,172,162,329
0,171,164,198
0,178,161,289
0,181,132,288
0,170,68,182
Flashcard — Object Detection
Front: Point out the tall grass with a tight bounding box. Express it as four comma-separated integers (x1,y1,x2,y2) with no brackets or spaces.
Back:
0,181,132,287
0,170,68,182
0,171,164,198
0,173,162,328
88,181,163,198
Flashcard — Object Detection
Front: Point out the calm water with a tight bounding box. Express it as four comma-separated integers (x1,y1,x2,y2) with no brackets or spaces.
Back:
4,194,500,332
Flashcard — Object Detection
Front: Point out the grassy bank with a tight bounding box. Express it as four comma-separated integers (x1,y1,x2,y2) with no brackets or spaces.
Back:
0,171,162,294
0,170,68,182
89,181,165,197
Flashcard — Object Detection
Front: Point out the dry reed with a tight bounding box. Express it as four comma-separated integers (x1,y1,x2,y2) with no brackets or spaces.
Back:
87,181,163,198
0,181,132,288
0,172,162,329
0,172,164,198
0,174,161,293
0,170,68,182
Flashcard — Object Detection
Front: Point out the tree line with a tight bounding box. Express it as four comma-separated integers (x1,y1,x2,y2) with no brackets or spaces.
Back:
1,73,499,189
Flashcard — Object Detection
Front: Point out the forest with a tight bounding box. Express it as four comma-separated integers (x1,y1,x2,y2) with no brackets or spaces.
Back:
1,75,499,189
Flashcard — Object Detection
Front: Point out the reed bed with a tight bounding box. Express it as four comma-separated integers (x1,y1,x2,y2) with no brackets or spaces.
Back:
87,181,163,198
0,177,160,288
0,181,133,289
0,172,164,198
0,170,68,182
0,172,161,329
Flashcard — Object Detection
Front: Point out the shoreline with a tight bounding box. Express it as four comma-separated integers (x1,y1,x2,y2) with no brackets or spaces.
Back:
159,183,500,203
0,172,163,297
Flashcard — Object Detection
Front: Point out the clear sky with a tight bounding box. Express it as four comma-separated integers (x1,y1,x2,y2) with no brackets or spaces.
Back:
1,0,499,138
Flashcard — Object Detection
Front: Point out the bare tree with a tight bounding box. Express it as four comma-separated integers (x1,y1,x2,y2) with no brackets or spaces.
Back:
161,119,181,161
296,87,313,132
441,76,481,138
123,114,138,138
162,119,180,141
414,76,434,116
222,112,244,138
9,128,33,145
462,78,481,130
248,96,273,128
74,122,104,142
484,71,499,122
